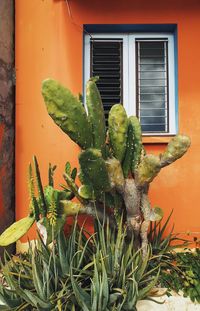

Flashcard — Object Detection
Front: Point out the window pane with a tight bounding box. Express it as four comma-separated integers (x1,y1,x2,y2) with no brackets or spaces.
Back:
140,94,166,101
141,124,166,132
140,64,165,71
140,79,166,86
136,40,169,133
140,71,165,79
140,86,166,94
140,108,166,117
140,101,166,109
140,57,165,64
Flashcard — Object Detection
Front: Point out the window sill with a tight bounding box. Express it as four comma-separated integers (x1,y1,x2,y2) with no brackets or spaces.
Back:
142,135,175,144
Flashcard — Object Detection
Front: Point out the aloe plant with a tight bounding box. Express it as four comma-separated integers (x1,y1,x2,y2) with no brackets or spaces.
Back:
0,218,161,310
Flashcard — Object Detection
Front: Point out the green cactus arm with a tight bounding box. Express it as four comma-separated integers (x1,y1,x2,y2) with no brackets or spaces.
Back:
63,173,86,204
33,156,47,217
78,169,92,188
48,163,56,187
105,157,124,191
0,216,35,246
108,104,128,162
136,154,161,187
160,134,191,167
42,79,92,149
86,78,106,157
71,167,77,180
79,148,111,193
129,116,142,173
59,184,75,200
122,118,135,178
60,200,86,216
78,184,95,200
65,161,71,175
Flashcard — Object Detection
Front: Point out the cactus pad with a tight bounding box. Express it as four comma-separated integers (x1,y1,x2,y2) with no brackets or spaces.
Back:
149,207,164,221
130,116,142,172
0,216,35,246
108,104,128,162
122,118,135,178
42,79,92,149
78,184,95,200
161,134,191,167
60,200,86,215
137,154,161,186
86,78,106,156
79,148,111,193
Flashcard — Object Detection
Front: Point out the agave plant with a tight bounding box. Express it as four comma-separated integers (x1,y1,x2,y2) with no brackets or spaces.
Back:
148,210,190,256
0,217,161,310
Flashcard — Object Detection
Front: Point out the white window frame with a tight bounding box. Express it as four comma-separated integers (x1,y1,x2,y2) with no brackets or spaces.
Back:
84,33,176,135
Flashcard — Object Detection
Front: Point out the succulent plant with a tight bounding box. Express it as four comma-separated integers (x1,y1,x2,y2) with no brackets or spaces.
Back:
0,78,191,256
0,218,161,310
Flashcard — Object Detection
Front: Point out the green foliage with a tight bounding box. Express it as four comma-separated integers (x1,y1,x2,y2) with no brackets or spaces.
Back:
148,210,189,256
48,163,57,187
0,218,160,310
33,155,47,217
0,157,80,246
0,78,192,309
147,211,200,304
159,249,200,303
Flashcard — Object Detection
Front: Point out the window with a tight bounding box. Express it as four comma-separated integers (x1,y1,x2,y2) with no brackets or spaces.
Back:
84,31,177,136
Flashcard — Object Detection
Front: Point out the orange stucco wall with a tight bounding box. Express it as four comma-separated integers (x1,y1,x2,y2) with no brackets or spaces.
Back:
15,0,200,241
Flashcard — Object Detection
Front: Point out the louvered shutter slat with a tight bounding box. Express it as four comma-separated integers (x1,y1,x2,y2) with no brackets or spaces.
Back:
90,39,123,125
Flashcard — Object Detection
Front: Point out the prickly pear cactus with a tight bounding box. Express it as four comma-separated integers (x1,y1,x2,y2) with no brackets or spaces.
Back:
0,78,191,255
79,148,111,195
86,77,106,157
42,79,92,149
108,104,128,162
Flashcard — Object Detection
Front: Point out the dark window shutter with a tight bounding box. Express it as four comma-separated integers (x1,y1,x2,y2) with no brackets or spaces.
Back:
90,39,123,125
136,40,169,133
